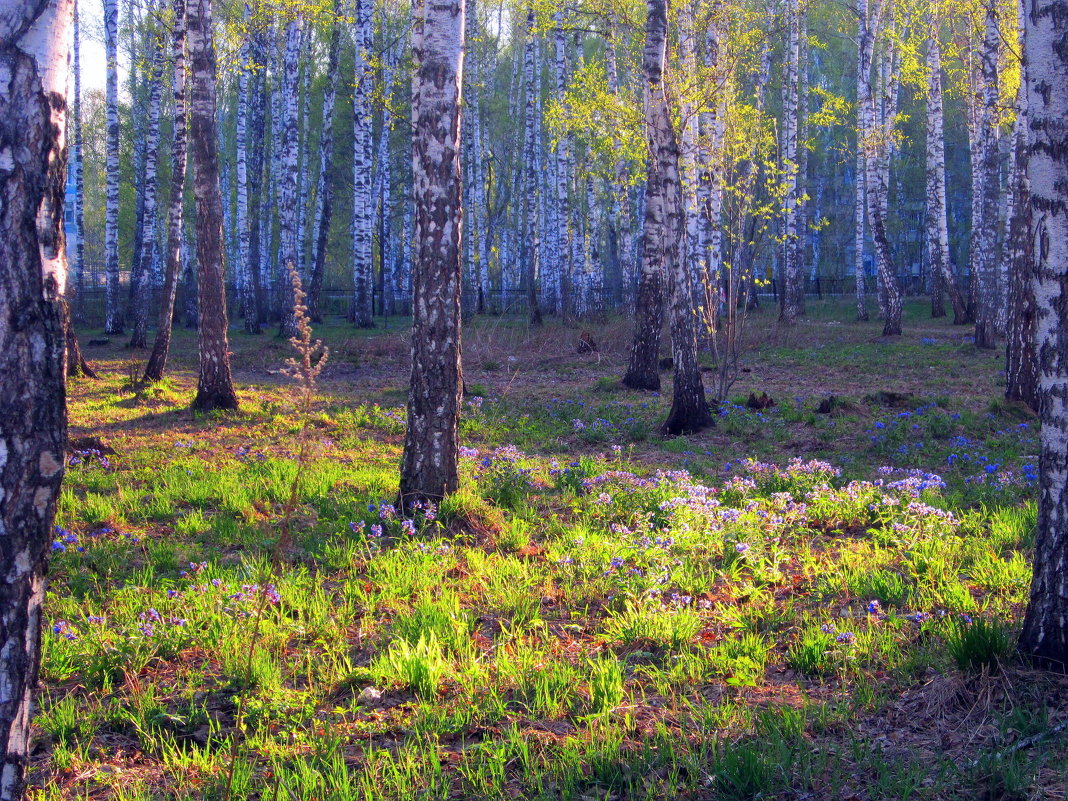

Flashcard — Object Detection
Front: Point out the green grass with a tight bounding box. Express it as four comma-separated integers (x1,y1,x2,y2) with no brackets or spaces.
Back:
32,303,1064,800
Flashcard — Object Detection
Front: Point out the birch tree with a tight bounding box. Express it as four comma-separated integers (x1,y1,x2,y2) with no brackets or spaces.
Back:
1004,0,1036,410
779,0,804,323
925,29,968,323
0,2,73,796
277,17,302,339
188,0,239,412
352,0,375,328
104,0,123,334
128,23,167,348
1018,0,1068,669
399,0,465,507
144,0,189,382
521,7,542,325
651,0,711,434
308,6,342,322
972,0,1001,349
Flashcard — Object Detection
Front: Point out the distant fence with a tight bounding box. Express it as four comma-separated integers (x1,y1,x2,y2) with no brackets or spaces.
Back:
69,273,932,331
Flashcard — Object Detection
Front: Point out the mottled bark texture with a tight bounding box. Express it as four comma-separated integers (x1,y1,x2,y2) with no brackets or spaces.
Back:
1018,0,1068,668
853,0,872,322
144,0,189,383
925,33,968,325
0,1,73,796
647,0,711,435
622,0,674,393
128,23,166,349
103,0,122,333
973,0,1002,349
309,8,341,323
352,0,375,328
187,0,239,412
1005,0,1037,411
277,17,302,340
399,0,465,507
520,7,542,325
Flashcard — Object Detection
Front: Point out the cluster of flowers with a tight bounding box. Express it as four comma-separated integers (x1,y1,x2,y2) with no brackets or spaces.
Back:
51,525,140,553
67,448,112,470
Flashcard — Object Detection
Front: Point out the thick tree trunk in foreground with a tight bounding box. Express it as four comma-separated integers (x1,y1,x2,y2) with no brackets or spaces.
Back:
1018,0,1068,669
104,0,123,334
0,1,72,795
144,0,189,383
399,0,465,507
188,0,239,412
925,33,968,325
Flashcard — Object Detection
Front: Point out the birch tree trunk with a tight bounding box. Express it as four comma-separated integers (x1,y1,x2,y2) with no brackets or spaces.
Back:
854,0,873,322
551,14,572,317
606,23,635,305
352,0,375,327
925,32,967,324
188,0,239,412
779,0,803,323
1004,0,1037,411
399,0,465,507
72,0,86,299
236,1,258,333
646,0,710,434
104,0,123,333
973,0,1001,349
860,0,902,336
623,0,673,393
277,18,302,339
0,3,72,796
376,39,395,316
521,7,542,325
1018,0,1068,668
128,25,167,348
144,0,189,382
308,8,341,323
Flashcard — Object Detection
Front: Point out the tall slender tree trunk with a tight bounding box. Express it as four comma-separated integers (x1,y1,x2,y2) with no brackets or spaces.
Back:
853,0,872,322
144,0,189,382
0,2,73,796
277,18,302,339
551,14,573,317
72,0,86,301
235,1,259,333
104,0,123,333
376,39,396,316
974,0,1001,349
399,0,465,507
622,1,675,393
606,22,635,306
129,25,167,349
309,8,341,323
521,7,542,325
648,0,710,434
1004,0,1037,411
925,32,967,324
352,0,375,327
188,0,239,411
779,0,803,323
1018,0,1068,669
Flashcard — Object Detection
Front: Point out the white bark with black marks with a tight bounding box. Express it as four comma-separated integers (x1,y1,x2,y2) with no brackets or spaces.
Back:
399,0,465,507
0,2,72,796
1018,0,1068,668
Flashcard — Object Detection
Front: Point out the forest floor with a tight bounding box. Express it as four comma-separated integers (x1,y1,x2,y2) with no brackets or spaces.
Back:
32,298,1067,800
